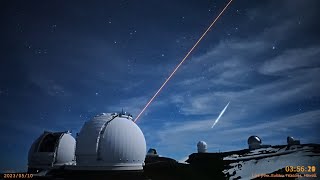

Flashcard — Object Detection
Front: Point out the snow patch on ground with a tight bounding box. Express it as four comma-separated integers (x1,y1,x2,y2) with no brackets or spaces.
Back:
223,145,320,179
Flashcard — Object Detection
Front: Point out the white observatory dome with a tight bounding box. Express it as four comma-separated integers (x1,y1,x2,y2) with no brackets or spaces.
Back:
75,112,147,170
248,135,262,150
28,131,76,172
197,141,207,153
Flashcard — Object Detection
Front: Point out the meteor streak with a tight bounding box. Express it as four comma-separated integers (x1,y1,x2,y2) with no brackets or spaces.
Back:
211,101,230,128
134,0,234,123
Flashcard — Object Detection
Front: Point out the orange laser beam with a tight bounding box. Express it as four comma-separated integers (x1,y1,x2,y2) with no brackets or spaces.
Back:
134,0,234,123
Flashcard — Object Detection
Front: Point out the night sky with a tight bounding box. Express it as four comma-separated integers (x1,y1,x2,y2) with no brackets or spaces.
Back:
1,0,320,172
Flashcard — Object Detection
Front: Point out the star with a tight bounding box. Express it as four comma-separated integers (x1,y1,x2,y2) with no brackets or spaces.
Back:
161,54,165,57
95,92,99,95
272,46,276,50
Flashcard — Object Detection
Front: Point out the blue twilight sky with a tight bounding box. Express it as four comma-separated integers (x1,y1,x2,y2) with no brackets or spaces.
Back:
1,0,320,172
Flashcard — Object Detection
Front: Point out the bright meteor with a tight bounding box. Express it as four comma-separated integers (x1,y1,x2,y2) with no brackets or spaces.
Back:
211,101,230,128
134,0,234,123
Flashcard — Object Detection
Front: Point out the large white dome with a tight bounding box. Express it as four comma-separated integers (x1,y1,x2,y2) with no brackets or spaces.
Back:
75,113,147,170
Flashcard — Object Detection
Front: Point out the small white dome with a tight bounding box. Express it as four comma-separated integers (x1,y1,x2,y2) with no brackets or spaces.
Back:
28,131,76,169
197,141,207,153
75,113,146,170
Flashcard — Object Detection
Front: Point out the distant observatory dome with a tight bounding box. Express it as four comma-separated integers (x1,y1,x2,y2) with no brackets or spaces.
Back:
248,135,262,150
287,136,300,145
75,112,146,170
287,136,295,144
28,131,76,172
147,148,159,157
197,141,207,153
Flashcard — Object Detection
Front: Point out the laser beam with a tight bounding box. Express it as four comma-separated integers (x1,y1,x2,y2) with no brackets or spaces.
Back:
134,0,234,123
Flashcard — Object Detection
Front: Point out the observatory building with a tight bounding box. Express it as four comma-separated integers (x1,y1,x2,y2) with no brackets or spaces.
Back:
75,112,147,171
247,135,271,150
287,136,301,146
146,148,159,157
197,141,207,153
25,117,320,180
248,135,262,150
28,131,76,173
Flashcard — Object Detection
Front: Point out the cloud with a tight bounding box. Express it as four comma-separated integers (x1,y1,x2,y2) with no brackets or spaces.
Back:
220,109,320,135
106,96,148,117
259,47,320,75
106,94,167,118
175,67,319,116
173,28,285,91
